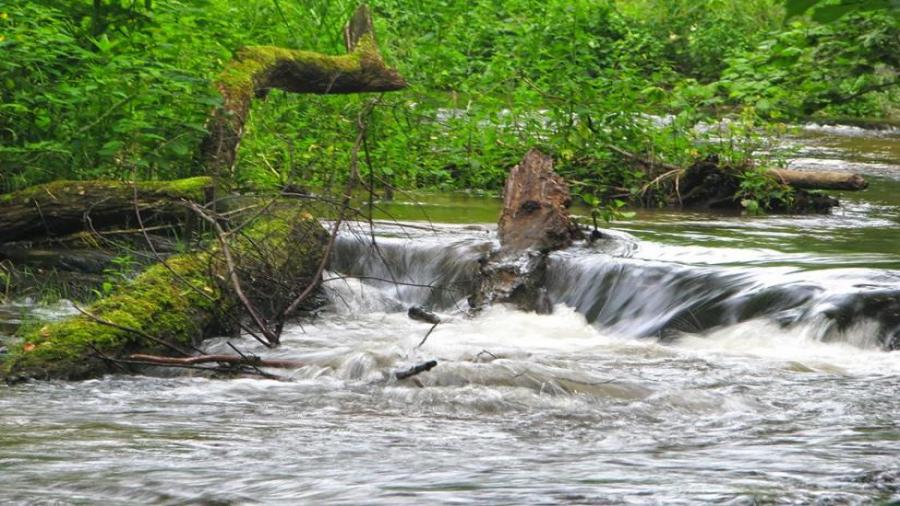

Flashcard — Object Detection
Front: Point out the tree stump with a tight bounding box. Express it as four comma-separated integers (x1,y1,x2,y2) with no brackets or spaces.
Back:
498,149,580,253
470,149,580,314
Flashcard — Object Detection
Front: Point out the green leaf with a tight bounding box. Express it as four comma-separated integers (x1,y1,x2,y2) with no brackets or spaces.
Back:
784,0,821,18
99,140,124,156
811,3,857,23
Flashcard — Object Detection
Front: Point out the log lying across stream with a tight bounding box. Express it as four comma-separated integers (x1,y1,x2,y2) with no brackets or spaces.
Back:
0,206,329,381
0,4,411,382
674,158,867,212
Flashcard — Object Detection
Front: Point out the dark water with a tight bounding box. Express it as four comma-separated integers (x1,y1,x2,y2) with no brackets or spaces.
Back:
1,124,899,504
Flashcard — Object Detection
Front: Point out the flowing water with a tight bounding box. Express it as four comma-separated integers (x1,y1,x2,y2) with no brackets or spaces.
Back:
1,125,899,504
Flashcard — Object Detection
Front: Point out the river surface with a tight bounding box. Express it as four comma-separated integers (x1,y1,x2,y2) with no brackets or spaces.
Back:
1,124,899,504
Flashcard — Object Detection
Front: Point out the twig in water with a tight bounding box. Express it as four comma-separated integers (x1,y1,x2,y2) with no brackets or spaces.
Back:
416,323,439,348
128,353,303,369
475,349,499,361
394,360,438,381
87,343,131,374
227,341,275,378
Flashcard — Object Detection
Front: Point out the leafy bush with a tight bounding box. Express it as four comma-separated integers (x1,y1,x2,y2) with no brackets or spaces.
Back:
0,0,893,212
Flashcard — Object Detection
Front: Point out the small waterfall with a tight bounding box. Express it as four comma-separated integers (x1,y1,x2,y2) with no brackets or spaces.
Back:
546,251,900,349
328,225,900,350
329,227,493,311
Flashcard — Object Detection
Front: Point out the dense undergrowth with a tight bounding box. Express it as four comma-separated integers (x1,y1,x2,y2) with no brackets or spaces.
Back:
1,0,897,211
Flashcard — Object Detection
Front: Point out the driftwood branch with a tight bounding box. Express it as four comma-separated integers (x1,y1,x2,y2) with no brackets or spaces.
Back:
770,169,868,191
394,360,438,380
278,99,378,321
128,353,303,369
186,201,280,347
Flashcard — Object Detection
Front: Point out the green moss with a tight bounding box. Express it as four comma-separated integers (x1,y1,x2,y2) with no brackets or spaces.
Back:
0,177,214,206
0,205,328,381
1,253,215,380
215,39,379,108
144,177,215,200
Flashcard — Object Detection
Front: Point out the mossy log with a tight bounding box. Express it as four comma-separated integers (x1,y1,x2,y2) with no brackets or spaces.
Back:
0,177,214,243
201,4,407,179
0,205,329,381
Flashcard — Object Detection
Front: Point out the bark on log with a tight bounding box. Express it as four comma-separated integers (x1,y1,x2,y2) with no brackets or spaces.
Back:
0,246,115,274
498,149,580,253
201,4,407,179
1,205,329,381
770,169,868,191
0,177,214,243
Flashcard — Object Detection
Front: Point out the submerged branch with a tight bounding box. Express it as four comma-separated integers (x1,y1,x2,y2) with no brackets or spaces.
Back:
128,353,304,369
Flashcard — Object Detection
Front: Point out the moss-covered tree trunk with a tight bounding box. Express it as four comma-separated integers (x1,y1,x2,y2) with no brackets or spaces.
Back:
1,205,329,381
200,4,407,180
0,177,214,243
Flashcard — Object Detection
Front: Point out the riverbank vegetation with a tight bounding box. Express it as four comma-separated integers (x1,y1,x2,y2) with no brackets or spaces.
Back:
2,1,896,206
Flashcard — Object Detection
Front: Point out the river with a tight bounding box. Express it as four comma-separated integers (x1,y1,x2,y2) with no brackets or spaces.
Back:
1,124,898,504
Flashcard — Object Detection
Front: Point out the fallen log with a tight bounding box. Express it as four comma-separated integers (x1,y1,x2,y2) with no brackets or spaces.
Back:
201,4,407,179
770,169,868,191
678,158,841,212
0,246,115,274
0,177,214,243
408,306,441,324
1,204,329,381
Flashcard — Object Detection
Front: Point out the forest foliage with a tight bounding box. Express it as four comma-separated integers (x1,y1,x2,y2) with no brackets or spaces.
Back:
0,0,897,210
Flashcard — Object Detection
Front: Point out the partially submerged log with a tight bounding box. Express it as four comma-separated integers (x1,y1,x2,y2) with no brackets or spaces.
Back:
677,158,841,212
0,177,214,243
470,149,579,314
0,205,329,381
201,4,407,179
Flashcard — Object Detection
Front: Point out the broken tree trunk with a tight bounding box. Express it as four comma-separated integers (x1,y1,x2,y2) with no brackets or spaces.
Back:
770,169,868,191
201,4,407,179
0,204,329,381
498,149,581,253
0,177,214,243
470,149,580,314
